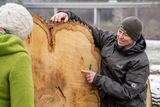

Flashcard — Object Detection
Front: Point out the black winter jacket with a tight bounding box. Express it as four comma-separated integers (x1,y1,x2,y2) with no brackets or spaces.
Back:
65,11,150,107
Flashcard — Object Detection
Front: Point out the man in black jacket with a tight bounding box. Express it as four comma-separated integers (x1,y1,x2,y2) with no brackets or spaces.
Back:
51,11,150,107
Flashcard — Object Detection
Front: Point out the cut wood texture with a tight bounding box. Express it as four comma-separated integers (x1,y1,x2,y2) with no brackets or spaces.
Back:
24,14,101,107
24,14,152,107
146,79,152,107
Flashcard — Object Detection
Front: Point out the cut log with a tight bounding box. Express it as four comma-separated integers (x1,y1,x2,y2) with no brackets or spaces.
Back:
24,14,101,107
24,14,152,107
146,79,152,107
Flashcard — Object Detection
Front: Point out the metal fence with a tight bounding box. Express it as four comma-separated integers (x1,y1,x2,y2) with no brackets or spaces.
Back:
24,2,160,40
24,2,160,25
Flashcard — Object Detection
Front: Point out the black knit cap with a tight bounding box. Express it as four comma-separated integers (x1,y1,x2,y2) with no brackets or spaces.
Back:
120,16,142,41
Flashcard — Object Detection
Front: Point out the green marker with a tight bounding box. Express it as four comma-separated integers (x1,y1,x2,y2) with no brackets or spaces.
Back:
89,64,92,70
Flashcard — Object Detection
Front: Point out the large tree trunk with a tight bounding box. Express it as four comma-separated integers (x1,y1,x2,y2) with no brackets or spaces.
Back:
24,14,152,107
24,14,101,107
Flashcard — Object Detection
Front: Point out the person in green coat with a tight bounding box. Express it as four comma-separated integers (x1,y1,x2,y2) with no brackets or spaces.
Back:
0,3,34,107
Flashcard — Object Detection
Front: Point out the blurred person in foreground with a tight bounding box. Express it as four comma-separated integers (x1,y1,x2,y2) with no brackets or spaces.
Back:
0,3,34,107
51,11,150,107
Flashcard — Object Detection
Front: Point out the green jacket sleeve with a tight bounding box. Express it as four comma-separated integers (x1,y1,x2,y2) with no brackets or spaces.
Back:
9,53,34,107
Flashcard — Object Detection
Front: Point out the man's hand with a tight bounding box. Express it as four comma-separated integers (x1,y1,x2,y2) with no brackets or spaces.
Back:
50,12,69,22
81,70,96,83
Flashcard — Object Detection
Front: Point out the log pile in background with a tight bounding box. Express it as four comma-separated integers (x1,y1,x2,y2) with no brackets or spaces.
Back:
24,14,101,107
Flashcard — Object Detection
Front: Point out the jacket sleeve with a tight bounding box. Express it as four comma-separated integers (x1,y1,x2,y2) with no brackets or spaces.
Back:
92,59,150,100
63,11,114,50
9,53,34,107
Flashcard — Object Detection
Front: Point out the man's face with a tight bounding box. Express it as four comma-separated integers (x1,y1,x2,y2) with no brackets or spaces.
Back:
117,29,134,48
